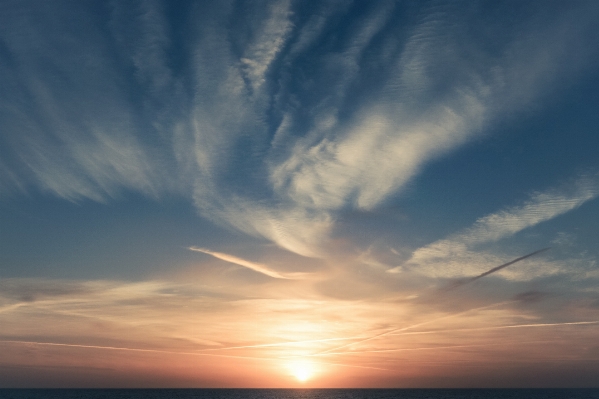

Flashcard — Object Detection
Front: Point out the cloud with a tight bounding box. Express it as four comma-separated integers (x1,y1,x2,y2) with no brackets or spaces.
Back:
240,0,293,92
0,1,180,201
458,178,599,246
394,174,599,279
270,101,483,212
444,248,551,291
0,277,408,363
188,246,307,279
1,1,598,256
2,273,599,385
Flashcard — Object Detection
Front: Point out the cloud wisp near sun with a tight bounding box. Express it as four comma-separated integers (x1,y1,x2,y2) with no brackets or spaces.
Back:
1,0,599,388
188,246,308,280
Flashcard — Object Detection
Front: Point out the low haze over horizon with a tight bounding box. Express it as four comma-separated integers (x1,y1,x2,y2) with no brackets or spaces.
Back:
1,0,599,388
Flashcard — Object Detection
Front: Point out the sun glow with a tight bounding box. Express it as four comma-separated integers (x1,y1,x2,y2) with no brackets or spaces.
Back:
288,359,315,382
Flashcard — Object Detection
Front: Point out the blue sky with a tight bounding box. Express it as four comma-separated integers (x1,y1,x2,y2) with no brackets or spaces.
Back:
1,0,599,388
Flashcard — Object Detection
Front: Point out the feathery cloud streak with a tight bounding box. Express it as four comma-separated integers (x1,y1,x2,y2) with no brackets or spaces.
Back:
1,1,598,255
396,175,599,278
188,246,306,279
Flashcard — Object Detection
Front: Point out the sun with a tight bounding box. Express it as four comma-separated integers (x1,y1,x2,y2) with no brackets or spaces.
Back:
288,359,315,383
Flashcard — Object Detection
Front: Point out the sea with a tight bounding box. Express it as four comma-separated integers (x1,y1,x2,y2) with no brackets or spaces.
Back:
0,389,598,399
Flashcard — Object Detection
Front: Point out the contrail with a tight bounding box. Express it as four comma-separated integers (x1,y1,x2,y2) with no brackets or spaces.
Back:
388,320,599,337
312,248,551,357
317,340,561,356
311,301,514,356
0,339,392,372
194,336,368,352
0,340,279,361
445,247,551,290
316,360,391,371
189,246,302,279
194,320,599,353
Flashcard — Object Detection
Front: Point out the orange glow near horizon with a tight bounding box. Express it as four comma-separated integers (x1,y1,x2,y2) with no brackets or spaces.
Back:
286,359,317,383
1,276,599,387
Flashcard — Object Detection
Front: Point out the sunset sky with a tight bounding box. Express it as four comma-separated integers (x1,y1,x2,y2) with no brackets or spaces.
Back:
1,0,599,388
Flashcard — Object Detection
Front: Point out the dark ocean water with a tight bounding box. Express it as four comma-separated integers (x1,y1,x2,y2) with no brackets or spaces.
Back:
1,389,599,399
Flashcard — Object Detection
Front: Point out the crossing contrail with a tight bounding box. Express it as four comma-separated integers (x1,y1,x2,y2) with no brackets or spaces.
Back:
316,340,561,356
445,247,551,290
314,248,552,356
312,248,552,357
315,321,599,356
0,339,391,372
311,301,515,356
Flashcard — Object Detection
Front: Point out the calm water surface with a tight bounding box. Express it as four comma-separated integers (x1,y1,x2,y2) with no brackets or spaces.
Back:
1,389,599,399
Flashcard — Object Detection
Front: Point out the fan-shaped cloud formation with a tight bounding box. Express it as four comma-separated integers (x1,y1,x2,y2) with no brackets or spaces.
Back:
2,1,599,387
2,1,598,256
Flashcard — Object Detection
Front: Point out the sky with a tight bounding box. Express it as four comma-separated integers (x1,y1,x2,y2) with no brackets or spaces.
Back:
1,0,599,388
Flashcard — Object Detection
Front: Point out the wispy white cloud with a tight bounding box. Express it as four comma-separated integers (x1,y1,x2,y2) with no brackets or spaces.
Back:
240,0,293,92
0,1,179,201
1,1,598,257
459,178,599,246
259,2,598,255
1,270,598,384
188,246,307,279
395,175,599,279
0,277,407,362
271,100,484,212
